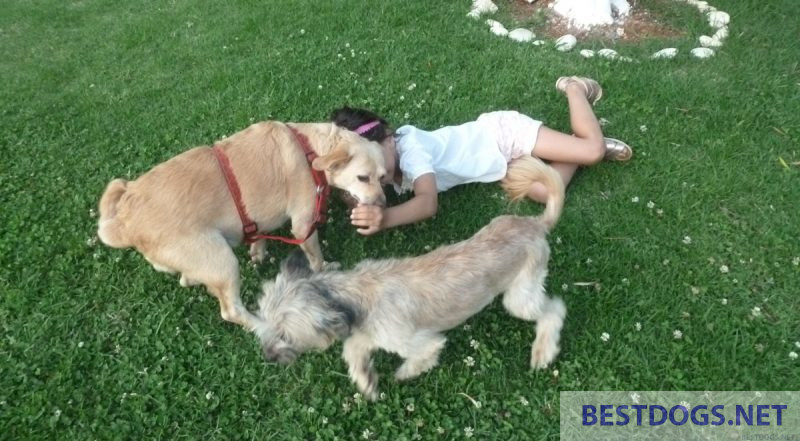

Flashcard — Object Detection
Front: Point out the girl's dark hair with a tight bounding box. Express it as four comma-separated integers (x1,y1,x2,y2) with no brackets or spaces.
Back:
330,106,391,142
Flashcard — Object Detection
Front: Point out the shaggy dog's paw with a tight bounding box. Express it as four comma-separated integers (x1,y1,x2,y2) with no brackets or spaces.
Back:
322,261,341,271
530,335,560,369
360,370,380,401
394,365,421,382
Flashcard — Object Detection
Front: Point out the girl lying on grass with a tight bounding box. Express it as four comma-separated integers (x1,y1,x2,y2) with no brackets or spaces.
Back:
331,76,632,235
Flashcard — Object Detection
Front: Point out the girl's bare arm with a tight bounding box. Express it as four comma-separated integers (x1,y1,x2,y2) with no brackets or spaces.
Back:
350,173,438,235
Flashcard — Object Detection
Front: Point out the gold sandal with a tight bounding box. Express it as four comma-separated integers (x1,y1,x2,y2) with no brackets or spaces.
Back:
555,76,603,105
604,137,633,161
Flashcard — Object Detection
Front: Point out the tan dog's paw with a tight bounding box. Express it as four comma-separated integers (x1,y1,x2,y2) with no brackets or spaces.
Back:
249,240,266,265
179,274,200,287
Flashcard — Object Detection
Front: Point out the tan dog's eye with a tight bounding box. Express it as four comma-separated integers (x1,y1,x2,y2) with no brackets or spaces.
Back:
357,175,369,183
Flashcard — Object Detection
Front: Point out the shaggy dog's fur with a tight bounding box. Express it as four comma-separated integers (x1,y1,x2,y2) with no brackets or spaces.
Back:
97,121,386,333
256,155,566,399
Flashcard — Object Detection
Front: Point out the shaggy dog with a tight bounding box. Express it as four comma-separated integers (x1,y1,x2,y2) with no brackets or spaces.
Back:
256,156,566,399
97,121,386,333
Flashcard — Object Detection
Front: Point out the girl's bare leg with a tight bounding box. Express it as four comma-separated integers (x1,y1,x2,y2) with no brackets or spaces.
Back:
526,82,606,203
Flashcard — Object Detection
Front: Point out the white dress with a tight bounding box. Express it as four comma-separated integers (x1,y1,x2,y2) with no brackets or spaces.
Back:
394,111,543,193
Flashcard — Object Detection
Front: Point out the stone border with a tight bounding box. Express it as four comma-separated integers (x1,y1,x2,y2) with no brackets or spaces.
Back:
467,0,730,60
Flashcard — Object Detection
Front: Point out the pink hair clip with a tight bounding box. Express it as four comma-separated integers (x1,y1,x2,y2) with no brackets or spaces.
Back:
354,120,380,135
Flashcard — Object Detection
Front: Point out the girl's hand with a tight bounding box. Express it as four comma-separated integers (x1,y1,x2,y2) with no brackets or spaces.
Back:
350,204,384,235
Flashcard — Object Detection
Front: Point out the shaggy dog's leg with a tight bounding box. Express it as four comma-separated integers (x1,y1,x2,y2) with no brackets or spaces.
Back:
394,332,447,381
528,297,566,368
342,333,379,400
503,248,550,321
502,245,566,368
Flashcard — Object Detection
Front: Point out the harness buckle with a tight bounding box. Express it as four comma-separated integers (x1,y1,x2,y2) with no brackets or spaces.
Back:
243,222,258,236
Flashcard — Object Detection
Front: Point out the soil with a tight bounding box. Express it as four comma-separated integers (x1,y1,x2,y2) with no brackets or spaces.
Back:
509,0,685,42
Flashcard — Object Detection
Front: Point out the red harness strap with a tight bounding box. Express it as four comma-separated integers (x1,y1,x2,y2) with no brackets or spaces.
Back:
211,126,331,245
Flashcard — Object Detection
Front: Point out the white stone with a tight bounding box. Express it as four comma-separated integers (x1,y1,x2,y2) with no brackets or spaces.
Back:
699,35,723,47
508,28,535,42
695,1,710,12
474,0,499,13
555,34,577,52
691,47,714,58
713,26,729,41
651,48,678,59
707,11,730,28
580,49,596,58
486,19,509,36
597,48,619,59
532,39,547,46
468,0,498,18
490,25,509,36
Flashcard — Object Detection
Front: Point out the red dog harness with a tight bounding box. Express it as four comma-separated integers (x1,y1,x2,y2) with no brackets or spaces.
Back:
211,126,331,245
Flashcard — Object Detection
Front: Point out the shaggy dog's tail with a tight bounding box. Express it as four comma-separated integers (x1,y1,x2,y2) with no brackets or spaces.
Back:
500,156,565,230
97,178,131,248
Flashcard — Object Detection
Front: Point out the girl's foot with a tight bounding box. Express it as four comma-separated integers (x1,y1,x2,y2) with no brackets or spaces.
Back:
604,137,633,161
555,76,603,105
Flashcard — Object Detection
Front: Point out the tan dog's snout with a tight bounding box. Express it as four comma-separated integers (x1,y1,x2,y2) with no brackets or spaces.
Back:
357,190,386,207
341,190,385,209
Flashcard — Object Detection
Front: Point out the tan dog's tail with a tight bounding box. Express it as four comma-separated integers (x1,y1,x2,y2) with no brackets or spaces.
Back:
97,178,131,248
500,156,565,230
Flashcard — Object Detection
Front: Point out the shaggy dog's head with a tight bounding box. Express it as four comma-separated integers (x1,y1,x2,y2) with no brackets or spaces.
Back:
257,250,359,364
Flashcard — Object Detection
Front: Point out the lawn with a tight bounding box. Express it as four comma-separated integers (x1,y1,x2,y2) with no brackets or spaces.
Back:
1,0,798,439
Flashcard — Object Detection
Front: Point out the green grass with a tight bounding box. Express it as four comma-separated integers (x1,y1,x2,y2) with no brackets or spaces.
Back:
2,0,799,439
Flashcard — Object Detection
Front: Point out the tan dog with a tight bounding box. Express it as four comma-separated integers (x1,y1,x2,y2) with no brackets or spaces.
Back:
97,121,387,333
256,156,566,399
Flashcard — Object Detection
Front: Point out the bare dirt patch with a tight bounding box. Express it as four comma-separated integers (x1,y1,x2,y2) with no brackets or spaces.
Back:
509,0,685,42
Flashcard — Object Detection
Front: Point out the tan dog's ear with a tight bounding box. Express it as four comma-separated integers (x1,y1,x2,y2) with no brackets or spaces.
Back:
312,148,351,171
